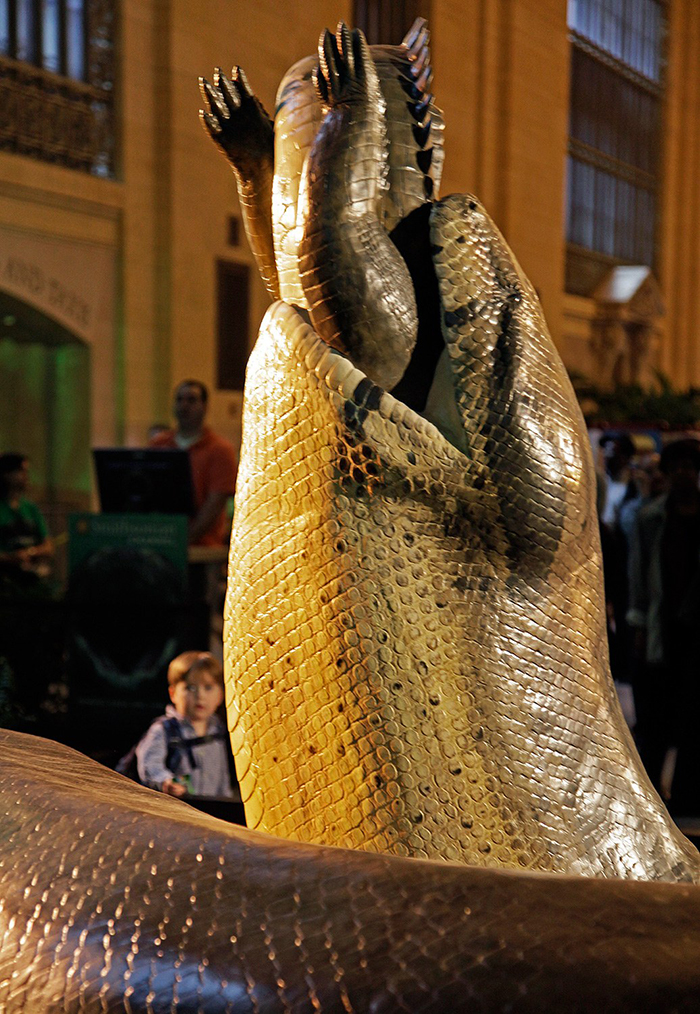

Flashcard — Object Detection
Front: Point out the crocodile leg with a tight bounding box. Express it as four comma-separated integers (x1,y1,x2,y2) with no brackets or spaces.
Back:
299,23,418,392
200,67,280,299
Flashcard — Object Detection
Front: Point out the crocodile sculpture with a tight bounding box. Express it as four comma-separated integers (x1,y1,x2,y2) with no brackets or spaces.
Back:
0,20,699,1013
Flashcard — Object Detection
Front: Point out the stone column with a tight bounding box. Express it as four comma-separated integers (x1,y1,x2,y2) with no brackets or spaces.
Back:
659,0,700,389
431,0,570,350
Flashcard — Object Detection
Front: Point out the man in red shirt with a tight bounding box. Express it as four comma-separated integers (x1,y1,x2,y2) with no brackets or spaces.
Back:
150,380,237,546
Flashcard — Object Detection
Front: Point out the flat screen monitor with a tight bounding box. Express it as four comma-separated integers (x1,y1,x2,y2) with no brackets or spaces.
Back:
93,448,195,516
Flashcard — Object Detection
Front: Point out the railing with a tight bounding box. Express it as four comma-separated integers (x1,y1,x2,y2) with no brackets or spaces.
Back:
0,0,116,177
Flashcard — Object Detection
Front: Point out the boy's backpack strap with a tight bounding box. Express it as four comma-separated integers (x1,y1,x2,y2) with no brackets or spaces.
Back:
163,717,198,773
115,715,210,783
185,731,227,748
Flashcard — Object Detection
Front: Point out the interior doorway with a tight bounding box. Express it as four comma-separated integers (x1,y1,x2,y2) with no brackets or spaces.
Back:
0,289,91,576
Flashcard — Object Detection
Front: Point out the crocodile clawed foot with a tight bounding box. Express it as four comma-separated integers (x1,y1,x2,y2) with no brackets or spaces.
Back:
313,22,374,108
199,66,271,165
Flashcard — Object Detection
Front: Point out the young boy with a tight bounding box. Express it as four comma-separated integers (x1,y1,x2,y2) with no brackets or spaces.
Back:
136,651,233,797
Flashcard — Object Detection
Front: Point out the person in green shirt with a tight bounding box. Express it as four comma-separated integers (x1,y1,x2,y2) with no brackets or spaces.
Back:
0,453,53,597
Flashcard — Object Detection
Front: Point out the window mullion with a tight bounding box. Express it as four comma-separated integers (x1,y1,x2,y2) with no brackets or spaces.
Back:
58,0,66,75
82,0,87,83
8,0,16,58
32,0,40,66
569,140,656,193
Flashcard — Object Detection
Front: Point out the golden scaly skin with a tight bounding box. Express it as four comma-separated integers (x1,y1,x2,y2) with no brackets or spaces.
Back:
2,730,700,1013
225,291,700,880
219,23,700,883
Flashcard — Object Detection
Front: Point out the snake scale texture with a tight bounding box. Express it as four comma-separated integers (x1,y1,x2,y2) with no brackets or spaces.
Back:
2,19,700,1013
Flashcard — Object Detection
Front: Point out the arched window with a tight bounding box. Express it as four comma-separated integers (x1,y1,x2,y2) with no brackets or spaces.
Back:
0,0,87,80
566,0,666,295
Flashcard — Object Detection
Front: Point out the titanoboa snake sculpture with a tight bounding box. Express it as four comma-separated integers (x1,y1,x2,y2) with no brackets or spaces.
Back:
2,20,700,1013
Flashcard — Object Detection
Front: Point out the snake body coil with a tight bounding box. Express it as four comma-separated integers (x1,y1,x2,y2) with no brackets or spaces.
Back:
1,731,700,1012
1,19,700,1012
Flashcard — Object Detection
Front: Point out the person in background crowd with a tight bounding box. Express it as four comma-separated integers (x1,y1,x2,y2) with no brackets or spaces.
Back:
0,453,57,722
596,434,639,703
598,432,639,529
0,452,53,598
627,438,700,809
136,650,232,798
618,454,665,544
149,381,237,546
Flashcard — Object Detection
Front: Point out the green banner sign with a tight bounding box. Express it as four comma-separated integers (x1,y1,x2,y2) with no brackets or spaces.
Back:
68,513,188,576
